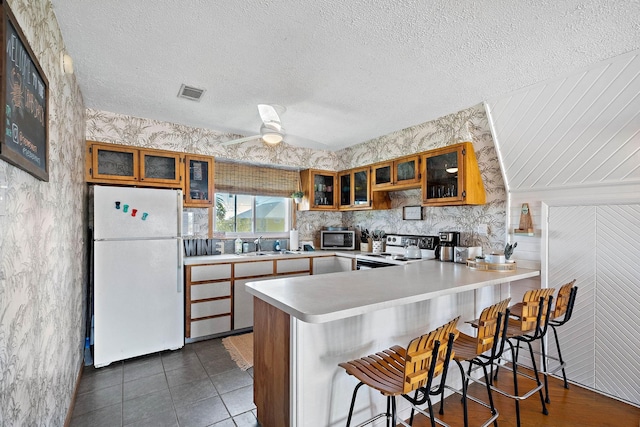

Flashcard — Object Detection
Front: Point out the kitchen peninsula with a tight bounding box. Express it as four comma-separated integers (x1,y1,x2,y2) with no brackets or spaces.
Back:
245,261,539,427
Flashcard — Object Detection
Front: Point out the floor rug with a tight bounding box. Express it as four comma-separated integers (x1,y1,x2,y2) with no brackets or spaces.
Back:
222,332,253,371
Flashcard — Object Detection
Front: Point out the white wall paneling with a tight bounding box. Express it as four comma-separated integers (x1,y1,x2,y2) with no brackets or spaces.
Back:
594,205,640,403
487,49,640,406
547,205,597,389
486,49,640,193
547,204,640,405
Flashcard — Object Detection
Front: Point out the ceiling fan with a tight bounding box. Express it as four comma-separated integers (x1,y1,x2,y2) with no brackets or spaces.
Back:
222,104,286,146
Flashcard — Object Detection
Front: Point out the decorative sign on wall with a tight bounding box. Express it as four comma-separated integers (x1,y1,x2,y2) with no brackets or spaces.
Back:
0,2,49,181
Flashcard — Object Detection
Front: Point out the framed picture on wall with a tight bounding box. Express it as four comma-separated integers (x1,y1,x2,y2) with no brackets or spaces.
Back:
403,206,422,220
0,2,49,181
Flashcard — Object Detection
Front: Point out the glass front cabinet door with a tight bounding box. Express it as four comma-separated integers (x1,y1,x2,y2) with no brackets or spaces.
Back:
139,150,182,185
421,142,486,206
339,172,352,209
371,154,421,190
184,155,214,207
298,169,337,211
339,167,371,210
87,141,182,188
89,143,139,182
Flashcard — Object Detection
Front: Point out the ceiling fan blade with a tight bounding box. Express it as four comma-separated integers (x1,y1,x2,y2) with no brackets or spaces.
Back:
258,104,284,126
221,135,261,146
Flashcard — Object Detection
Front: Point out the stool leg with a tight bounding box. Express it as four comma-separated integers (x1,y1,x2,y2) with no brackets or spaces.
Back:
507,340,522,427
526,340,549,416
346,382,364,427
479,362,499,427
390,396,397,427
425,394,436,427
540,332,551,404
410,390,419,424
551,324,569,389
458,361,469,427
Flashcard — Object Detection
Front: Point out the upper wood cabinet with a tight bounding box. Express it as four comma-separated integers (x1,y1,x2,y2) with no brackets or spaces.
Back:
184,154,214,208
86,141,181,187
371,154,421,191
421,142,486,206
338,167,391,211
297,169,337,211
86,141,215,207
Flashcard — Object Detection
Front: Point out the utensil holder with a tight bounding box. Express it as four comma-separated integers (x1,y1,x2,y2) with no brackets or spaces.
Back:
372,240,383,253
360,241,371,252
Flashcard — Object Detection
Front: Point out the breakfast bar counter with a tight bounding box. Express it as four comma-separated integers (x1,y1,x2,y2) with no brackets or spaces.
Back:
245,261,539,427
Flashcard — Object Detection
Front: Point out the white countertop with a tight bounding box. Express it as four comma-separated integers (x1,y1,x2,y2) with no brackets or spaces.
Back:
245,261,539,323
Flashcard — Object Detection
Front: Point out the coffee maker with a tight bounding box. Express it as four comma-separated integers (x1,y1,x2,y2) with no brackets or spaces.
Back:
438,231,461,262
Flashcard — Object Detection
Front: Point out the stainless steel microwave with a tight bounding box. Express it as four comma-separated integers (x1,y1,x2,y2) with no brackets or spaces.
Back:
320,230,355,250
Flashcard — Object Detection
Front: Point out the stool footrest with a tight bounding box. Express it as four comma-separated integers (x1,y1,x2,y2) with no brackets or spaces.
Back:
442,384,499,427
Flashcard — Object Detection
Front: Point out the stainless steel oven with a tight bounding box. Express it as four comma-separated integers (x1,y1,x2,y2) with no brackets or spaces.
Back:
356,258,397,270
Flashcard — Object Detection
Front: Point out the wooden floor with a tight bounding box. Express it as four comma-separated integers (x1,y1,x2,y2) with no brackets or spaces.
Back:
406,370,640,427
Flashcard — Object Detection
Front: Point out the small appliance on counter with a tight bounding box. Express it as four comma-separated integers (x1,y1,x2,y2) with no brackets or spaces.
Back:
438,231,461,262
320,228,355,250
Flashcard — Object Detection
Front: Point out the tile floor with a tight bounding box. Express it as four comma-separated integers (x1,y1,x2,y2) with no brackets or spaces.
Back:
70,337,258,427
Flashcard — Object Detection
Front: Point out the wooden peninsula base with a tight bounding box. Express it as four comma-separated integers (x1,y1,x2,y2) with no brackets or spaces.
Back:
253,298,290,427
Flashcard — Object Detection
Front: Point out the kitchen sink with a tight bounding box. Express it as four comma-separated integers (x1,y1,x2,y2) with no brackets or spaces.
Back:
238,250,298,257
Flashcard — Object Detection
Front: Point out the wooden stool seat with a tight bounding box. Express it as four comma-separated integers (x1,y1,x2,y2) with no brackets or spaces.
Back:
339,317,460,427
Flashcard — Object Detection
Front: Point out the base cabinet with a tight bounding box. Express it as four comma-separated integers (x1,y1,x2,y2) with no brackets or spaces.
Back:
185,263,233,339
186,257,313,337
234,279,257,330
312,256,354,274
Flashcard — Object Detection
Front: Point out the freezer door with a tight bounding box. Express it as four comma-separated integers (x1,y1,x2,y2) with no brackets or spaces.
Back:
94,238,184,367
94,185,181,239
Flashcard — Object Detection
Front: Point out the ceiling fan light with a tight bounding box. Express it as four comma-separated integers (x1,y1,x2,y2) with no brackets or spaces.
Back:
262,132,283,145
260,124,284,144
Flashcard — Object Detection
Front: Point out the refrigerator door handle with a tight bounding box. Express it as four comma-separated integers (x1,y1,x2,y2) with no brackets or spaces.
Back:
177,238,183,293
177,190,183,237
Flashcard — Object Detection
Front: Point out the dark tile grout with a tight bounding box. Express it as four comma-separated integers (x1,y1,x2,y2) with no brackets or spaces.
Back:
71,337,257,427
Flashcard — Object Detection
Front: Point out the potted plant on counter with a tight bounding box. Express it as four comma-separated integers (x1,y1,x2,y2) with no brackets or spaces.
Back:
504,242,517,262
291,191,304,204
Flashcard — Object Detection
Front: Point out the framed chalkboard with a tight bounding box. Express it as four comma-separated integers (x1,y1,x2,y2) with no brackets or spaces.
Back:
0,2,49,181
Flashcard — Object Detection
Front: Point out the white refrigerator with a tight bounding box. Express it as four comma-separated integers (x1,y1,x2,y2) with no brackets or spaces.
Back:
93,185,184,367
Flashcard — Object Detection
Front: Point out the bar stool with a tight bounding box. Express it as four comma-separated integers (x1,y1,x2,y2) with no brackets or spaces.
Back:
547,280,578,390
492,288,555,427
338,316,459,427
509,281,578,402
439,298,511,427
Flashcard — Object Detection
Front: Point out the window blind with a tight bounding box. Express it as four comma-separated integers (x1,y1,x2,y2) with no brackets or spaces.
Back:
214,161,299,197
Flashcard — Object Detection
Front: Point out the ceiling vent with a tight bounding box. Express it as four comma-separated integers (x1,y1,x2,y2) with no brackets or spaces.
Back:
177,84,205,101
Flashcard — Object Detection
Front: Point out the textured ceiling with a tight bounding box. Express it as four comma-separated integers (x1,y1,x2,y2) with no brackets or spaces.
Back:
51,0,640,151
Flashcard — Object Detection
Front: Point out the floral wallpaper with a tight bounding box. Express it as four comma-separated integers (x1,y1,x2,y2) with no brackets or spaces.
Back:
0,0,87,425
337,105,506,252
86,104,505,252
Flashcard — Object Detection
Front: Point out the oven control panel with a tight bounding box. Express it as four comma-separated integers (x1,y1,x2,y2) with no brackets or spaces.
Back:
386,234,439,249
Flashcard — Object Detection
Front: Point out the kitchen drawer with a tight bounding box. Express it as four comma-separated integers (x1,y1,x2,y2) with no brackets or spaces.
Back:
191,299,230,318
190,281,231,300
190,316,231,338
234,260,274,278
276,258,311,274
190,263,232,282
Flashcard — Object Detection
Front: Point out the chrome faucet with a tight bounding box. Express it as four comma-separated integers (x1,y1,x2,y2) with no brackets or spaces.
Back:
254,236,263,252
